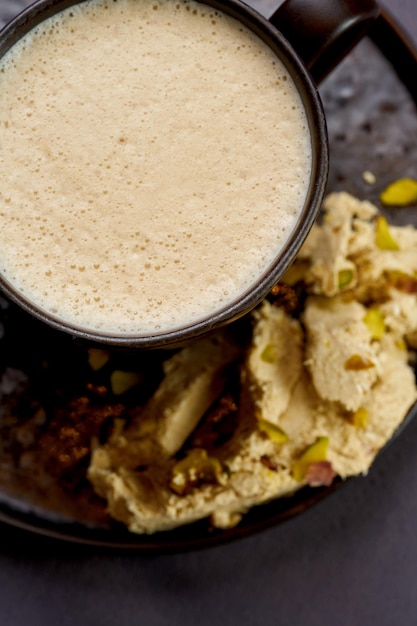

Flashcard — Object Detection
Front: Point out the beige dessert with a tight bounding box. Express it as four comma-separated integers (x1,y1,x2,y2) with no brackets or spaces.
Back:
88,192,417,534
0,0,311,336
92,330,242,471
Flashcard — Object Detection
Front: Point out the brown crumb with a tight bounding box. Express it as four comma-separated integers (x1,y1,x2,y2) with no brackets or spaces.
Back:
260,455,279,471
269,283,299,314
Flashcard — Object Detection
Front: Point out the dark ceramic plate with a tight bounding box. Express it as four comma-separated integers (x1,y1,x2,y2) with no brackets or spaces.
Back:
0,2,416,551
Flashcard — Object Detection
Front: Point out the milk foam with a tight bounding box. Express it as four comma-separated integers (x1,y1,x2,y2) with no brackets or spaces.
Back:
0,0,312,335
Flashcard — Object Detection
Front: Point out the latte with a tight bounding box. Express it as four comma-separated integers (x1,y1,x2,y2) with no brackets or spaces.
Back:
0,0,312,336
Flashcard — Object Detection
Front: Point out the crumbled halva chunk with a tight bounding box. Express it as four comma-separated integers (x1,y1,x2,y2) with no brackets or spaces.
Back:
88,193,417,534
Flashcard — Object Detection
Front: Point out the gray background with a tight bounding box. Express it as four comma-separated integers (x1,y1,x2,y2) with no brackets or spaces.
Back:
0,1,417,625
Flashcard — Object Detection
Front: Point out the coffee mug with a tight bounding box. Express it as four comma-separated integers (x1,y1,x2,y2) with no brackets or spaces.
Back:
0,0,378,349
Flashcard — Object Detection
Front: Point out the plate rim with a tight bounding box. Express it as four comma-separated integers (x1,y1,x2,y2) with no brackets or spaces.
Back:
0,6,416,551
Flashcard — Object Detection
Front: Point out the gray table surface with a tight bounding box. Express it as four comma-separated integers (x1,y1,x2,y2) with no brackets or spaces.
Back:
0,1,417,625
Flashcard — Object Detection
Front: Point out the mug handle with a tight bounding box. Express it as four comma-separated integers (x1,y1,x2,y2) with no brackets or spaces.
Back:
269,0,380,84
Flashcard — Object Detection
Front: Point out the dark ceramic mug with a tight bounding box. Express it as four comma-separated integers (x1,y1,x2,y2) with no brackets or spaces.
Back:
0,0,379,349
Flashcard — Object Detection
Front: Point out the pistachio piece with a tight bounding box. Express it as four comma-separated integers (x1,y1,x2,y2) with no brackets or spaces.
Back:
293,436,330,482
257,417,288,444
338,269,354,290
110,370,142,395
380,177,417,207
363,309,385,340
375,215,400,251
351,407,369,429
88,347,110,371
260,344,276,363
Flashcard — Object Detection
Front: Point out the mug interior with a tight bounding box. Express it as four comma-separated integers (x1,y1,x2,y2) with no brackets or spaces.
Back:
0,0,328,349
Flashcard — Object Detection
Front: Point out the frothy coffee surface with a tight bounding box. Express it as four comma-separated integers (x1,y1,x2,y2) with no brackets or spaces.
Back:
0,0,312,336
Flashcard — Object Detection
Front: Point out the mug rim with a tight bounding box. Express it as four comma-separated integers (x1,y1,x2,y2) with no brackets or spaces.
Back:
0,0,328,349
